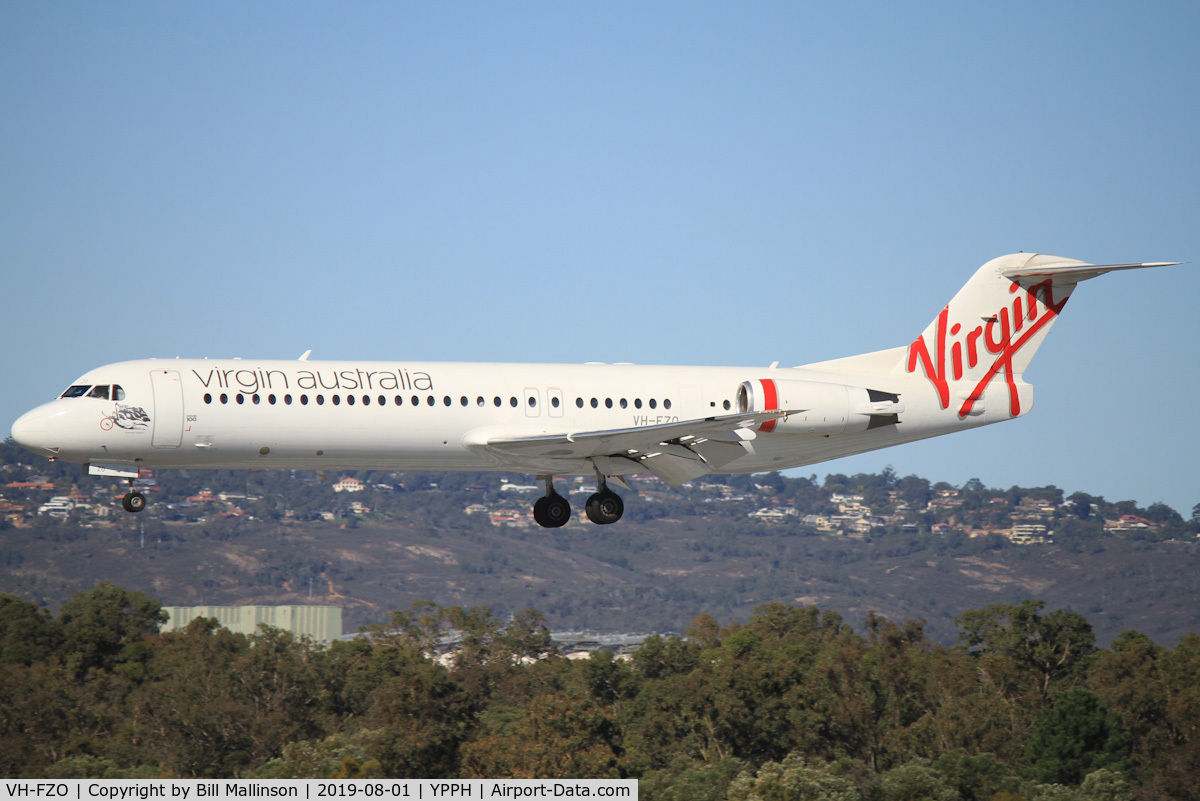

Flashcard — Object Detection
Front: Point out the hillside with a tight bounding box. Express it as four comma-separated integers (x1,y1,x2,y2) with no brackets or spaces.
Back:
2,441,1198,645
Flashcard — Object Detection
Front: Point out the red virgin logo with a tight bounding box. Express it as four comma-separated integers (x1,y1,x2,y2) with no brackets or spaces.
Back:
906,279,1068,418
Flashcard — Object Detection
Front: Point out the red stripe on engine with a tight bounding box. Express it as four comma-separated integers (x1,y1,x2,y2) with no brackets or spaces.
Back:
759,379,778,432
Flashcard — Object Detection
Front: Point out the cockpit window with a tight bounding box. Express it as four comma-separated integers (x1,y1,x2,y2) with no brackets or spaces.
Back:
61,385,91,398
113,385,125,401
87,385,111,400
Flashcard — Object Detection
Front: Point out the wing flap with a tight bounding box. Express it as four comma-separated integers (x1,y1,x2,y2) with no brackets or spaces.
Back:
469,410,784,485
639,452,712,486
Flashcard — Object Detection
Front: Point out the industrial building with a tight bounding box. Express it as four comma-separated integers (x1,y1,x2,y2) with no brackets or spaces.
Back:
163,605,342,644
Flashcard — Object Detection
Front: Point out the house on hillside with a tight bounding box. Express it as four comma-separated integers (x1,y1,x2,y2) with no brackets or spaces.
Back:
1007,524,1050,544
1104,515,1155,533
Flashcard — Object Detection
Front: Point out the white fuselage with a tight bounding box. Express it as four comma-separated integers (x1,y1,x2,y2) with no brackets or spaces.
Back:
9,355,999,480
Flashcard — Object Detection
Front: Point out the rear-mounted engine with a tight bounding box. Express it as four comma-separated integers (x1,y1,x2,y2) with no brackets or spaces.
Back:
736,378,903,434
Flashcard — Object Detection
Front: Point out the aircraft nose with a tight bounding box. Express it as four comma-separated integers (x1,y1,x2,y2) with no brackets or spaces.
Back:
10,407,56,456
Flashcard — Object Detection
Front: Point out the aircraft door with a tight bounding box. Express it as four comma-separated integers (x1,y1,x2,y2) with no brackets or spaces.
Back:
547,388,564,418
150,370,184,448
523,388,541,418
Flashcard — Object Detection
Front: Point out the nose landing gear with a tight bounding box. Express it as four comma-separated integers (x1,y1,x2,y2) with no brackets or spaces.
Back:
121,478,147,513
122,491,147,513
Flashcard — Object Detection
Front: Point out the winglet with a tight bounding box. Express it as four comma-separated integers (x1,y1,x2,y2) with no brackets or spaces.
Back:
298,350,312,361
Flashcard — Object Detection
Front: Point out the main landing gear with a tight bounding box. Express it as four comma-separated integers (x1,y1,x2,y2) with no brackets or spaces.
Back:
121,479,147,514
533,487,571,528
585,479,624,525
531,475,625,528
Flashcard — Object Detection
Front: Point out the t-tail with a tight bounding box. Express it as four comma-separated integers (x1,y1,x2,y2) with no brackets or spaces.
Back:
901,253,1180,420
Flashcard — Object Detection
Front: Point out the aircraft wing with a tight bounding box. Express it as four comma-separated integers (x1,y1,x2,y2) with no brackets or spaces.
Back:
470,411,786,486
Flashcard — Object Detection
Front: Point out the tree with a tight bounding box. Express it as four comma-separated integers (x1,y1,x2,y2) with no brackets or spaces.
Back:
962,478,986,494
359,650,474,777
685,613,722,648
632,634,701,680
133,618,322,777
1077,769,1133,801
0,594,62,665
877,759,960,801
725,753,862,801
896,475,932,509
252,730,386,779
58,581,167,676
957,600,1095,699
637,755,747,801
459,691,620,778
931,750,1020,801
1068,493,1095,520
1024,689,1132,786
1143,502,1182,526
0,662,77,776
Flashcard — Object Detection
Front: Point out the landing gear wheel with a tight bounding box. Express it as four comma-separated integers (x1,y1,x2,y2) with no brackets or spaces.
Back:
533,493,571,528
122,491,147,513
585,489,624,525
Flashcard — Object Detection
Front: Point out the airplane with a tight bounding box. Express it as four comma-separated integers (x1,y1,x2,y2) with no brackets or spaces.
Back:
9,253,1182,528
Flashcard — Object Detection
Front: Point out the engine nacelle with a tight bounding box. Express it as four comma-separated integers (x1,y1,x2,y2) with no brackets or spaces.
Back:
736,378,903,434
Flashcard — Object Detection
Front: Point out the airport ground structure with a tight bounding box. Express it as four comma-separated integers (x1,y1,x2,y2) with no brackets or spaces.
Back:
162,604,342,644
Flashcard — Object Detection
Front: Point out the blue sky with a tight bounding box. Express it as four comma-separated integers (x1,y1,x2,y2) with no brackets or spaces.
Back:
2,2,1197,516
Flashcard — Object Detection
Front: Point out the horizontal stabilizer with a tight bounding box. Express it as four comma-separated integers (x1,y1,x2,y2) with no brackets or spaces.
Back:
1003,261,1181,285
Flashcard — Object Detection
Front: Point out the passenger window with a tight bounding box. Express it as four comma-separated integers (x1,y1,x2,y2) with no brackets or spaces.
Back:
664,399,671,410
113,385,125,400
528,396,537,407
723,399,731,410
378,395,385,406
346,395,355,406
605,398,612,409
395,395,403,406
61,385,91,398
87,386,110,400
461,396,468,407
510,397,518,407
317,395,325,405
552,397,560,408
649,399,657,409
204,393,213,404
590,398,598,408
220,393,229,404
634,399,642,409
576,398,584,408
477,396,485,407
427,396,435,407
301,395,309,405
268,394,276,404
412,395,419,406
252,394,261,405
333,395,342,406
444,396,452,406
236,394,245,405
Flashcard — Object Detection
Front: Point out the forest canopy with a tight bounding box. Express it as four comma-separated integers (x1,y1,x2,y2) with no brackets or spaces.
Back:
2,585,1198,801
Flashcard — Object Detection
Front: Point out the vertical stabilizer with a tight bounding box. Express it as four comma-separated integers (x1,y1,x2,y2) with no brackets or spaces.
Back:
903,253,1093,420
